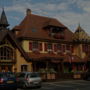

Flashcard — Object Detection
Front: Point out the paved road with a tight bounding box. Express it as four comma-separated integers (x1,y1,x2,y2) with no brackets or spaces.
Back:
18,80,90,90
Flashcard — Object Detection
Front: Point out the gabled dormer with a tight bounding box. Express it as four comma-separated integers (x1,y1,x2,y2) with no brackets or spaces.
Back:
43,19,66,39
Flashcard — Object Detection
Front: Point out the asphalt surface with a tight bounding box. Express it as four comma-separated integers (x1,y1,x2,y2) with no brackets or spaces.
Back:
18,80,90,90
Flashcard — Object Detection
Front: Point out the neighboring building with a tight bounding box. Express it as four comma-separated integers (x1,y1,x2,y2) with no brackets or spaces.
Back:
0,9,32,72
12,9,90,77
0,8,90,78
73,25,90,72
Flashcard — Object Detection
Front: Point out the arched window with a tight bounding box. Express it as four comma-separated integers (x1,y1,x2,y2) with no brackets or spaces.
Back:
0,46,14,60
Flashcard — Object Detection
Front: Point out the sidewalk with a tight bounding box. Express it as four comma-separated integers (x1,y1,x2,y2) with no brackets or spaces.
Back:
43,78,85,83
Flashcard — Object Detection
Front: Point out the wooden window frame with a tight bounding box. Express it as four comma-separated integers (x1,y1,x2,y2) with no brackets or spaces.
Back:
0,46,14,60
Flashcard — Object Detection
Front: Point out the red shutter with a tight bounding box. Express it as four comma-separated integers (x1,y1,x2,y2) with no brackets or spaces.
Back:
44,43,47,51
62,45,65,52
71,46,74,53
39,43,42,51
29,42,32,50
82,45,84,52
54,44,57,52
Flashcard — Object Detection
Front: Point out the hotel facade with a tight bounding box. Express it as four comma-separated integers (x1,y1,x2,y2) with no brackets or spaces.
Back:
0,9,90,79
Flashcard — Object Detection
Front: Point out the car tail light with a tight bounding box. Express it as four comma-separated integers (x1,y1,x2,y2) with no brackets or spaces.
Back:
0,78,4,84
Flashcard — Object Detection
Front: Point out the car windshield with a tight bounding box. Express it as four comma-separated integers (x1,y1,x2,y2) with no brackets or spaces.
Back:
30,73,40,78
0,72,15,78
6,72,15,77
0,73,5,78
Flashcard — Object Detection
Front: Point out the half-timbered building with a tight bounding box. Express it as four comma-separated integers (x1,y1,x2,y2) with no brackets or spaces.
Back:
0,8,90,79
12,9,90,79
0,9,32,72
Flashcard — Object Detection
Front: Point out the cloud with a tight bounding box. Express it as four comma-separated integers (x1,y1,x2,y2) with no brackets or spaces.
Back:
0,0,90,35
84,7,90,13
10,16,20,21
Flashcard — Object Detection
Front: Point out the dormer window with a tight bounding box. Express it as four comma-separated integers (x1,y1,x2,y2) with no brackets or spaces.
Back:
31,28,37,32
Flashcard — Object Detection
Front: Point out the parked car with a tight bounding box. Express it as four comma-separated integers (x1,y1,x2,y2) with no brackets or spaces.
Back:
16,72,42,88
83,72,90,80
0,72,17,90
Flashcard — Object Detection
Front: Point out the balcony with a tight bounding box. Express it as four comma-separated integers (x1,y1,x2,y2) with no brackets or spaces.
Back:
0,59,16,63
54,34,64,39
47,49,54,54
32,48,40,54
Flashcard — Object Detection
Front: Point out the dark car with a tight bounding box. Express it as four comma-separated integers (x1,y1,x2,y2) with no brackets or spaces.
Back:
0,72,17,90
16,72,42,89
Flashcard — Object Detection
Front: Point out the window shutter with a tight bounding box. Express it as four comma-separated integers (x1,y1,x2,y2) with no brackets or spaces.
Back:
39,43,42,51
85,45,88,52
29,42,32,50
62,45,65,52
44,43,47,51
54,44,57,52
71,46,74,53
66,45,70,50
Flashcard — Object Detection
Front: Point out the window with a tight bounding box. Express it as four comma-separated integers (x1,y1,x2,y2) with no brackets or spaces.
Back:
0,46,14,60
32,41,39,51
31,28,37,32
57,44,62,51
21,65,28,72
29,41,43,52
47,43,52,51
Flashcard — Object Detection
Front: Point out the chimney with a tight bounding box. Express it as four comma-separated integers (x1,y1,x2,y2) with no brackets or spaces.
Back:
26,9,31,15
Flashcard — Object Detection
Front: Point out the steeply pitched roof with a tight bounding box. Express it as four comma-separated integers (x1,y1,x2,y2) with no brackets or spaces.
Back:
73,24,90,42
0,29,30,61
13,9,73,42
0,9,9,28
